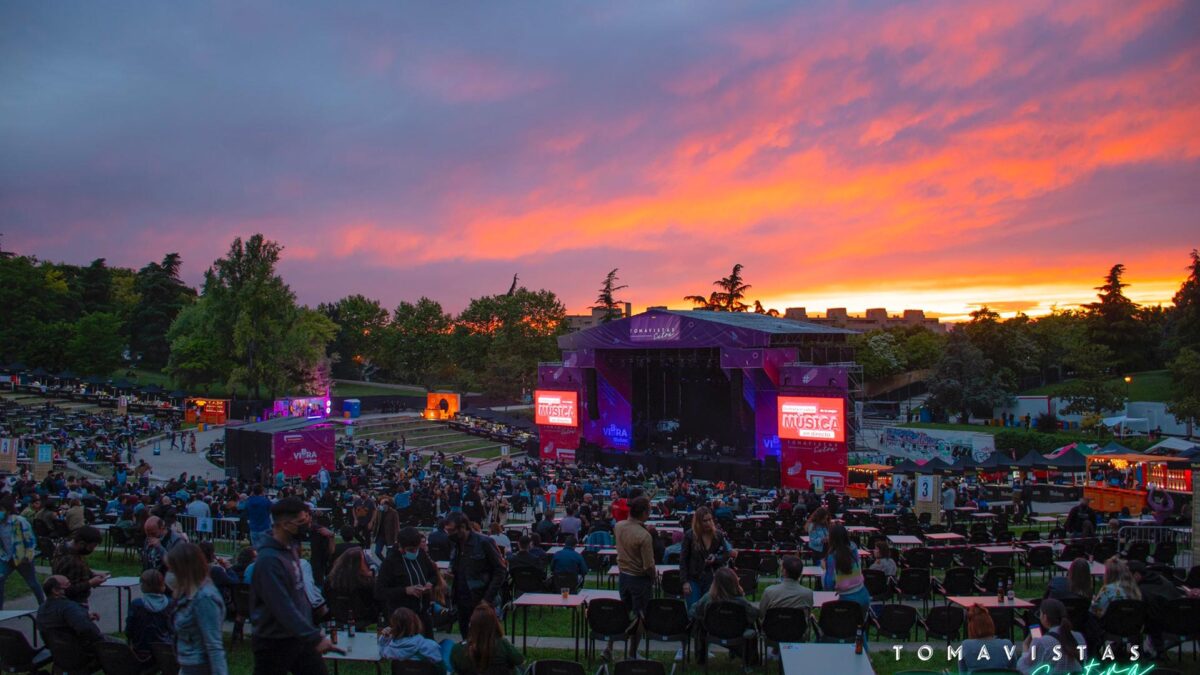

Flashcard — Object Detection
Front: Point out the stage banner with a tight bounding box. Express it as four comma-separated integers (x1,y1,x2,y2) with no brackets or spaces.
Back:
272,427,335,478
629,313,681,342
778,396,846,443
535,390,578,427
538,424,580,463
780,439,848,491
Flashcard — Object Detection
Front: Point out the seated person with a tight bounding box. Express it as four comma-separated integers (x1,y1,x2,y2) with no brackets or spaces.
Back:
759,555,814,614
36,575,103,649
690,568,759,663
1092,557,1141,618
450,603,523,675
126,570,175,662
1044,559,1092,601
868,540,898,577
379,607,446,665
959,604,1015,672
549,535,588,589
506,535,545,573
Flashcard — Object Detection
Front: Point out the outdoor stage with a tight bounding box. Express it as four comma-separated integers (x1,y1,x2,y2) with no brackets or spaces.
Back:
536,309,860,489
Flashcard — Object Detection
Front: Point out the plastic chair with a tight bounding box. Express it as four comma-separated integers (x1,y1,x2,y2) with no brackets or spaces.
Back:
641,598,689,662
391,660,445,675
611,660,667,675
0,627,52,674
585,598,632,662
1162,597,1200,661
529,660,586,675
815,600,862,643
95,639,154,675
920,605,964,643
873,603,917,641
41,628,100,674
1099,599,1147,645
894,568,932,611
700,601,755,669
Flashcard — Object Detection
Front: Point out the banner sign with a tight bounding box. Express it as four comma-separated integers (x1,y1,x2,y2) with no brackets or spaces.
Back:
538,424,580,463
272,427,335,478
778,396,845,443
780,438,847,491
629,313,681,342
535,390,578,427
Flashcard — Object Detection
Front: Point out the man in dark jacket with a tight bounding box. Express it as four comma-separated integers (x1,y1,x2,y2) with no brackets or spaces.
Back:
1064,497,1096,537
1130,561,1184,657
506,535,545,573
375,527,439,634
50,526,106,606
36,574,103,650
443,511,506,638
250,497,335,674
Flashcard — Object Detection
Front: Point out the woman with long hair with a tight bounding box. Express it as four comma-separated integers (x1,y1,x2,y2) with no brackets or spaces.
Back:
168,542,228,675
680,506,731,609
326,546,377,628
449,603,524,675
1045,558,1093,601
806,507,830,557
1016,598,1085,675
822,525,870,608
1092,557,1140,617
689,567,760,664
960,604,1016,672
378,607,444,664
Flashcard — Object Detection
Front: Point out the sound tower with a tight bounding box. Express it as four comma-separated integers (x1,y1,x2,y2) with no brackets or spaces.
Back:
586,369,599,420
729,368,743,430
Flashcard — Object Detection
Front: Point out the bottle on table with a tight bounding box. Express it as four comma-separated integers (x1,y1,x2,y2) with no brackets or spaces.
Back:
347,611,356,637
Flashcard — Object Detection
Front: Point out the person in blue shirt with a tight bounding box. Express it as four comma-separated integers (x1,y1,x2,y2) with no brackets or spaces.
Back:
550,535,588,590
242,486,272,541
394,490,411,510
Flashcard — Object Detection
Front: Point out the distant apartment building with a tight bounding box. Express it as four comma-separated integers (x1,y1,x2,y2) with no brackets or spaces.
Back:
566,303,633,332
783,307,945,333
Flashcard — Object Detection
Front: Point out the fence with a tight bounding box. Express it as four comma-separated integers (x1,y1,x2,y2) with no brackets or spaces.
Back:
1117,524,1192,569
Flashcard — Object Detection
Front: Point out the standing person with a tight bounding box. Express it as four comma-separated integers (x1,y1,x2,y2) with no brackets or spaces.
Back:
368,497,400,560
1064,497,1096,538
0,494,44,609
375,527,439,632
244,485,273,542
250,497,335,675
170,542,228,675
942,480,957,526
51,526,106,606
805,507,830,560
613,496,655,660
442,511,506,638
680,506,730,609
821,525,870,609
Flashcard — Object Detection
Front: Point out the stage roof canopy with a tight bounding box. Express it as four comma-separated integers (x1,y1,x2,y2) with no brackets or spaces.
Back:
558,308,856,351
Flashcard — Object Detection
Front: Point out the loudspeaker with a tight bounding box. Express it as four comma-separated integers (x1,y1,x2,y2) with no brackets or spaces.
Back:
586,369,599,420
729,369,743,427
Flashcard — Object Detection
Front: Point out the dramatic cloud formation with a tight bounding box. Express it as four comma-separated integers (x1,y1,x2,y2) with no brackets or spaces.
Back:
2,1,1197,319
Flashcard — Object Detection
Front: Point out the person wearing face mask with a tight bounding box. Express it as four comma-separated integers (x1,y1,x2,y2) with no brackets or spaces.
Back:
368,497,400,560
0,494,44,610
443,511,506,638
375,527,440,636
51,526,107,606
250,497,335,675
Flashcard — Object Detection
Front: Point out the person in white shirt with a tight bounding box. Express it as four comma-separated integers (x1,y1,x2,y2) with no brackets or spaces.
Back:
185,497,211,520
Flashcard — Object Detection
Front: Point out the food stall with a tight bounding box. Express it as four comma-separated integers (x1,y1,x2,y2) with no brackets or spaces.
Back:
184,398,229,426
846,463,892,498
1083,452,1192,514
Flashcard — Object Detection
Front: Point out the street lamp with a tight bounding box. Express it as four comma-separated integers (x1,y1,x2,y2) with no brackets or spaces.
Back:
1123,375,1132,403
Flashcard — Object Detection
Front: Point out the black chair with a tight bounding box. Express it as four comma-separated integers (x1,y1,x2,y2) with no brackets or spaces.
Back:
529,660,587,675
987,607,1015,642
1019,530,1041,542
903,547,932,570
95,640,154,675
1058,597,1092,633
934,567,975,602
641,598,689,662
700,601,756,669
1123,541,1150,563
929,548,956,570
736,550,761,571
585,598,632,662
391,660,445,675
150,643,180,675
611,660,667,675
760,607,809,659
1099,599,1147,647
1092,540,1118,563
815,600,862,643
894,568,932,611
658,569,684,600
1025,546,1054,582
1057,542,1085,562
735,569,759,600
920,605,964,643
873,603,917,641
975,567,1016,595
862,569,892,602
231,585,252,644
1161,597,1200,662
1153,540,1177,566
956,548,984,569
552,571,582,594
758,554,780,577
41,628,99,674
510,567,548,598
0,627,51,674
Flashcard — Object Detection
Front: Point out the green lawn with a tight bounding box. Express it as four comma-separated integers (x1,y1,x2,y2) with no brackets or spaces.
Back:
899,422,1155,451
334,382,427,397
1022,369,1172,402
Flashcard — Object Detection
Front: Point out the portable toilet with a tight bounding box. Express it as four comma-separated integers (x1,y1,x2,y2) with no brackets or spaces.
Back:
343,399,361,419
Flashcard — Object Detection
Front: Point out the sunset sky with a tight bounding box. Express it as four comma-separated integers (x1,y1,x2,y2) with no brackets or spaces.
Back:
2,1,1198,321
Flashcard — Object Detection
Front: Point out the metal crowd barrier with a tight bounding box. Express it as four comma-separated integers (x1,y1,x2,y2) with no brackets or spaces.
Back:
1117,524,1192,568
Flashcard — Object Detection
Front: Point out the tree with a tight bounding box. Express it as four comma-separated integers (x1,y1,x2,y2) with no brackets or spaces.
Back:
1057,343,1125,415
318,295,390,379
1167,249,1200,354
453,286,567,398
926,332,1010,423
383,298,452,387
273,309,338,396
898,327,946,370
851,331,905,381
1030,308,1086,386
130,253,195,369
592,269,628,323
685,263,751,312
1166,346,1200,437
1083,264,1150,372
752,300,780,317
68,312,124,376
78,258,112,314
164,301,225,392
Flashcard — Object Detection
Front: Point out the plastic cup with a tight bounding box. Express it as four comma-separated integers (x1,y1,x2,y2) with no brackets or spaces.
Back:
561,587,570,600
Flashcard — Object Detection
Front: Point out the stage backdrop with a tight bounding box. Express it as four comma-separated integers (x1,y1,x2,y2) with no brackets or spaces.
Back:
535,387,582,462
273,427,335,478
776,388,850,491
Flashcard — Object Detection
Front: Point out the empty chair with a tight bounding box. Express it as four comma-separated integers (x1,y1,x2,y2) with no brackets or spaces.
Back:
1161,597,1200,662
640,599,689,662
929,548,956,570
586,598,632,662
760,606,809,653
894,568,932,611
975,567,1016,595
658,569,684,600
873,603,917,641
611,660,667,675
95,639,155,675
903,547,931,570
735,569,759,600
815,600,862,643
920,605,965,643
934,567,976,601
862,569,892,602
528,660,587,675
0,627,52,674
1153,540,1177,566
1123,541,1151,563
1025,546,1055,582
956,548,984,569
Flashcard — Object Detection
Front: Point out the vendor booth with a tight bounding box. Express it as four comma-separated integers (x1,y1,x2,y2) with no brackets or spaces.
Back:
1083,452,1192,514
223,417,336,481
272,396,331,419
184,398,228,426
846,463,893,498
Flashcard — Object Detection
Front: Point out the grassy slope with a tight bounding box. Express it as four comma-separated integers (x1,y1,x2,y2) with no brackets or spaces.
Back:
1021,369,1171,402
105,369,426,398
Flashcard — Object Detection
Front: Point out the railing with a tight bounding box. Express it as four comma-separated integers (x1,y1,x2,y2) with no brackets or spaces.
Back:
1117,524,1192,568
